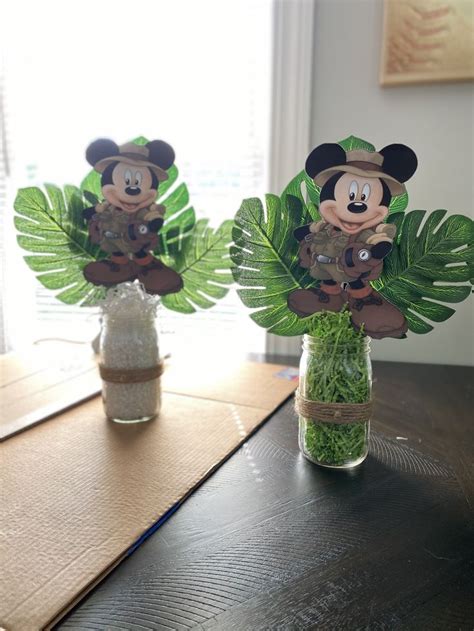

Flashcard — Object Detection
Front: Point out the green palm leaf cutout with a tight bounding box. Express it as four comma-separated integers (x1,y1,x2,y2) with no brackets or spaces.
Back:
231,194,320,335
339,135,376,153
232,133,472,337
15,138,230,313
14,185,109,306
161,219,234,314
280,169,321,216
374,209,474,334
80,136,195,259
388,191,408,215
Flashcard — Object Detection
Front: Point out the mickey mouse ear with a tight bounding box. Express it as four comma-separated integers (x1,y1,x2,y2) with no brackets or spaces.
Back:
146,140,175,171
380,144,418,183
305,143,346,179
86,139,120,167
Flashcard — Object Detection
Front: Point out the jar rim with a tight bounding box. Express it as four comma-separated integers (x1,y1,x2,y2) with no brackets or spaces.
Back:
303,333,370,350
103,312,157,323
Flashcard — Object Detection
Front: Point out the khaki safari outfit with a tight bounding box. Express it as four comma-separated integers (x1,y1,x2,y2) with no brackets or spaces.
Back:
302,221,396,284
82,139,183,296
288,143,417,339
89,203,162,255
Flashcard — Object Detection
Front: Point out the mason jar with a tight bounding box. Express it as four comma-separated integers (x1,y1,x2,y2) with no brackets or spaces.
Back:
297,334,372,468
99,288,162,423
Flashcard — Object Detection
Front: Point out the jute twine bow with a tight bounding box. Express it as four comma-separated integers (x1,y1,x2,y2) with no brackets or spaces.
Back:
99,361,164,384
295,390,372,424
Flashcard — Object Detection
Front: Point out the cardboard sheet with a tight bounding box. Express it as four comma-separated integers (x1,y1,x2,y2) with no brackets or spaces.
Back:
162,357,299,409
0,343,297,441
0,344,100,441
0,360,297,631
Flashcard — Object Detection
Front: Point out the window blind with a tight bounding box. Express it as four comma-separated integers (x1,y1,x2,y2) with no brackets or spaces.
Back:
0,73,9,353
2,0,272,355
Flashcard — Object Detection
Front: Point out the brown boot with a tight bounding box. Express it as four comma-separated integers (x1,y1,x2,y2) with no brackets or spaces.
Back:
348,285,408,339
83,255,136,287
134,254,183,296
288,283,346,317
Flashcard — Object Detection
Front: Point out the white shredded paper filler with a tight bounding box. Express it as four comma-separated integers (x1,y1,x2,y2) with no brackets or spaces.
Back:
100,283,161,421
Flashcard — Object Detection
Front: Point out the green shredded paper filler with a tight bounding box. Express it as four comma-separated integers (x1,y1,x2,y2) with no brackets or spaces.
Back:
301,310,370,466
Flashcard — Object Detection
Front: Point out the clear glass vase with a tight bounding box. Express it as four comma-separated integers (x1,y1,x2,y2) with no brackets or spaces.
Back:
100,307,161,424
298,334,371,469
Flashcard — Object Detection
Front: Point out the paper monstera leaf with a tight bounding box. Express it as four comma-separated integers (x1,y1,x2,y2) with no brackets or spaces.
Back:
232,193,317,336
373,209,473,334
231,135,473,336
14,138,233,313
14,184,109,306
160,219,234,314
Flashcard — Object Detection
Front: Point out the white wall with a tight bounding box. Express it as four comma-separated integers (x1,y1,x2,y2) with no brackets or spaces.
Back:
309,0,474,365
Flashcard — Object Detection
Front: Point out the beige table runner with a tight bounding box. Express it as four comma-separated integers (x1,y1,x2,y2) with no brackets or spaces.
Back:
0,355,297,631
0,343,299,440
0,344,100,440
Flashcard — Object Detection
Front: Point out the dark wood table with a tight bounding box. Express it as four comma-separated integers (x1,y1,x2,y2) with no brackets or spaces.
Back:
59,360,474,630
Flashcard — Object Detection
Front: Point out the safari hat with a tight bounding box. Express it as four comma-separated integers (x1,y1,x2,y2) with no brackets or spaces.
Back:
314,149,406,196
94,142,169,181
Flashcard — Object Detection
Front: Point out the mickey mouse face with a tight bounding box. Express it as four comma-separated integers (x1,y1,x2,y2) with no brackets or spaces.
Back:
320,173,388,234
102,161,156,213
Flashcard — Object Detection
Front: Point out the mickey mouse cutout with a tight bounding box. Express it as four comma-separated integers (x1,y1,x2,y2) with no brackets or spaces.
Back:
288,143,418,339
82,139,183,295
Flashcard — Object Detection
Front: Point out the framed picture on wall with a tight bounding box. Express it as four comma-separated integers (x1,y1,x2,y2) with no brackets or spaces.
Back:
380,0,474,86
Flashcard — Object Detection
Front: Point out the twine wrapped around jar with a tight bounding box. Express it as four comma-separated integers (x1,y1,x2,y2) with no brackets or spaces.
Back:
295,390,373,424
99,362,164,384
297,330,372,468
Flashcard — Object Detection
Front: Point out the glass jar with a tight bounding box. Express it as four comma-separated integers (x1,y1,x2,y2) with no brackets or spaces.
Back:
298,334,372,468
99,286,161,423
